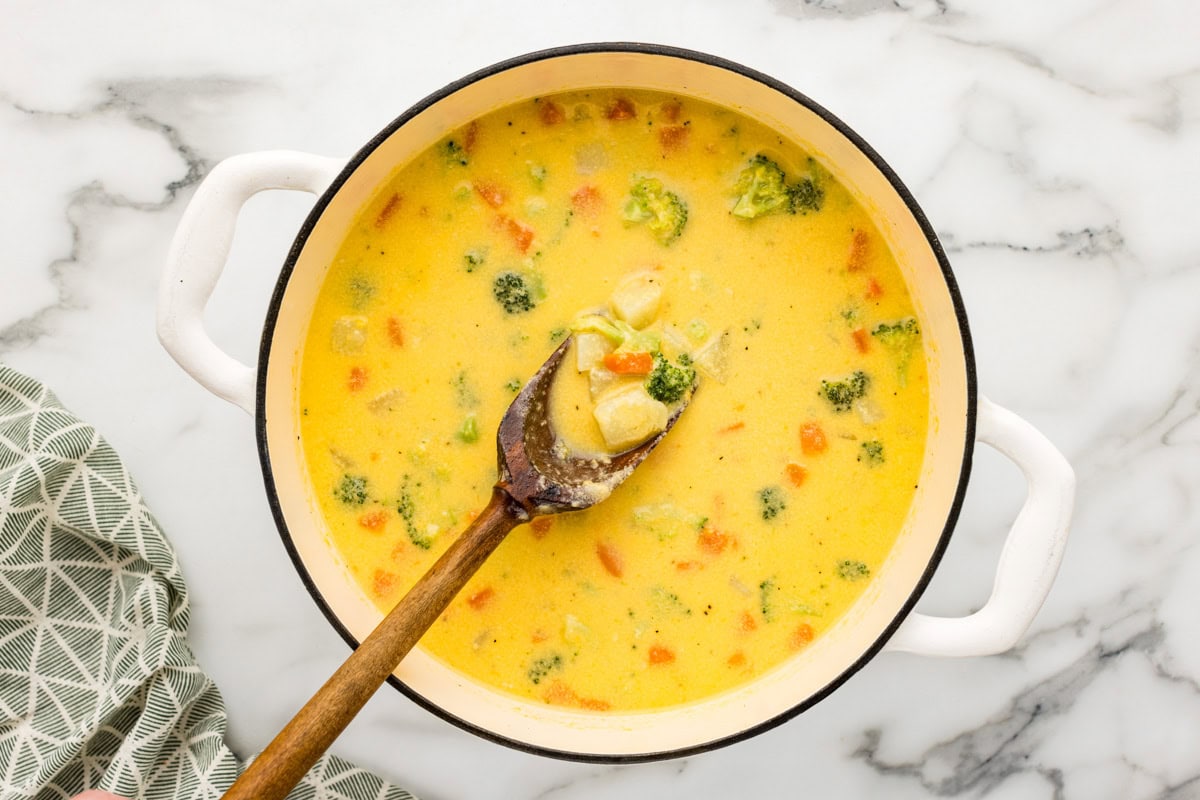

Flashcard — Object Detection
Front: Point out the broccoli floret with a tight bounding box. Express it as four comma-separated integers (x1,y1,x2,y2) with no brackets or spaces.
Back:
442,139,468,167
526,653,563,685
731,155,793,218
837,560,870,581
397,479,431,550
644,353,695,403
456,414,479,444
504,378,521,393
858,440,884,466
464,247,487,273
871,317,922,386
731,154,825,218
334,474,368,506
492,271,537,314
621,178,688,245
819,370,870,412
758,486,786,521
572,313,661,354
759,578,778,622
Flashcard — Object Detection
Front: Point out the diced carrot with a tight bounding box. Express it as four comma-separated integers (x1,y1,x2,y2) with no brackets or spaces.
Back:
473,180,506,208
674,559,703,572
852,327,870,354
579,697,613,712
718,421,746,434
727,651,747,667
543,680,611,711
357,509,388,531
603,351,654,375
497,215,534,253
785,463,808,488
462,120,479,153
539,100,565,125
648,645,676,665
865,277,884,299
531,629,549,643
596,541,623,578
846,229,870,272
389,541,406,561
800,422,828,455
530,517,554,539
738,610,758,632
789,623,816,649
660,99,682,122
571,184,603,217
605,97,636,120
467,587,495,611
698,528,730,555
372,569,398,598
387,316,405,347
374,193,402,229
348,366,368,392
658,125,689,154
369,452,380,462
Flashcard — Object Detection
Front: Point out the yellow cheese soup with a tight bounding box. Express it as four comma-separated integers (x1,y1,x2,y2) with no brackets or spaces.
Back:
298,89,928,711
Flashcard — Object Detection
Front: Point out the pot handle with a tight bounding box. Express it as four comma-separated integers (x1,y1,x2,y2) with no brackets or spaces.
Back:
157,151,346,414
884,396,1075,657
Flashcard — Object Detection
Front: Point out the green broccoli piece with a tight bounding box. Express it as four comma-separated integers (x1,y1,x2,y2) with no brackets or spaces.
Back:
456,415,479,444
819,370,870,412
334,474,368,506
397,479,431,550
504,378,522,393
442,139,469,167
759,578,778,622
621,178,688,244
526,653,563,685
572,313,661,354
731,155,794,218
463,247,487,273
758,486,786,521
643,353,696,404
871,317,922,386
837,560,870,581
858,440,884,466
492,271,538,314
730,154,826,219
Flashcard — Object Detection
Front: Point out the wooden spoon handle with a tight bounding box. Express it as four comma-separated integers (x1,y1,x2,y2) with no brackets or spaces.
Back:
221,488,525,800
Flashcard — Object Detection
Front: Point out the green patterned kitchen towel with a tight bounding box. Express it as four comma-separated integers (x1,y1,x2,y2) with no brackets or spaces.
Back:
0,364,415,800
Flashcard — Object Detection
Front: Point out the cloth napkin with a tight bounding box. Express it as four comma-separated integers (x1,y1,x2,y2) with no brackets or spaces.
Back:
0,364,416,800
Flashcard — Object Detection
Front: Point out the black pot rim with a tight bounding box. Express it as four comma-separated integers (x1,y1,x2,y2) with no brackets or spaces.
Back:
254,41,977,764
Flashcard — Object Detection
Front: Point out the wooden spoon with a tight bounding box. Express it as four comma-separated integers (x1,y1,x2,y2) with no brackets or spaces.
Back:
223,337,692,800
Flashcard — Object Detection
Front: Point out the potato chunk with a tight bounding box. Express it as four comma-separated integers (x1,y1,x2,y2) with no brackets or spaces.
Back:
575,332,613,372
592,385,669,451
609,272,663,329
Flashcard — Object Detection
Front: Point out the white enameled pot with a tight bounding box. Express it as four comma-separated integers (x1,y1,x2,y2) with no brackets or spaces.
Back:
158,44,1075,762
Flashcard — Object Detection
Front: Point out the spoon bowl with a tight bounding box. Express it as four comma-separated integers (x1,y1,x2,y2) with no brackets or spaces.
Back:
222,336,692,800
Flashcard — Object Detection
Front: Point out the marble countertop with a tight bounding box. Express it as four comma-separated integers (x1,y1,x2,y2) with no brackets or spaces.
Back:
4,2,1198,798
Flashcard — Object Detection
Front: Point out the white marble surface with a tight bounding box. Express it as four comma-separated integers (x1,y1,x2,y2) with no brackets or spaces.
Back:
4,1,1199,797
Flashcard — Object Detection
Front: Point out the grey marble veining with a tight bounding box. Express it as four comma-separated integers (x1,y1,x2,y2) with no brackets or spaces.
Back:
3,1,1198,798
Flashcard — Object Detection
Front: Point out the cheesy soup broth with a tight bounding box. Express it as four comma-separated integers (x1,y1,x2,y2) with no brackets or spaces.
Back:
298,89,928,711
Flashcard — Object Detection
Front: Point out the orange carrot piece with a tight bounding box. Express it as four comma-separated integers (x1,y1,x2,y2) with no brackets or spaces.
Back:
852,327,870,354
738,610,758,632
698,528,730,555
530,517,554,539
467,587,495,611
462,120,479,153
727,651,747,667
531,629,549,643
597,541,624,578
357,510,388,531
372,569,397,598
473,180,506,208
800,422,828,455
579,697,613,712
498,215,534,253
571,184,603,216
674,559,703,572
538,100,565,125
347,366,368,392
648,645,676,665
606,97,636,120
603,351,654,375
658,125,689,154
865,277,884,299
847,229,870,271
785,463,808,488
789,623,816,649
374,193,402,229
543,680,611,711
387,316,405,347
718,421,746,434
660,99,682,122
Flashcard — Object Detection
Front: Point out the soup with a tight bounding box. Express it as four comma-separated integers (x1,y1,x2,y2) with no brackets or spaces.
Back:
297,89,928,711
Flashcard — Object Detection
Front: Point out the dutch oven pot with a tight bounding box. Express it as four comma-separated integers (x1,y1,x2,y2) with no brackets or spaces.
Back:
158,44,1075,762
